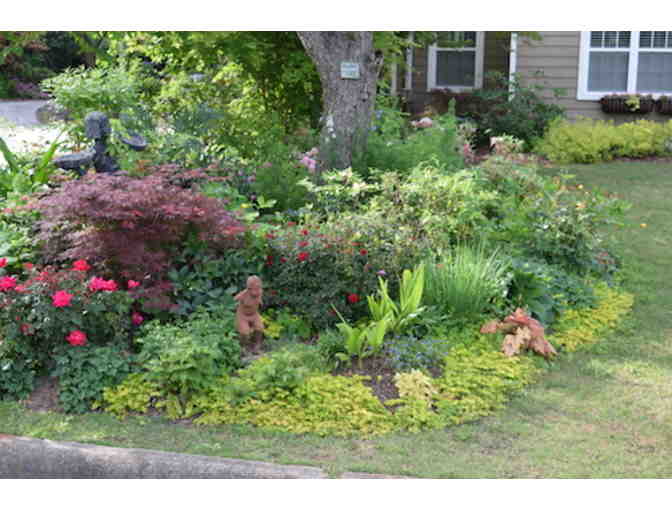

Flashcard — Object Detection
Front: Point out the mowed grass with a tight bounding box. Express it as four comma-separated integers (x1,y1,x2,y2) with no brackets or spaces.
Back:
2,160,672,478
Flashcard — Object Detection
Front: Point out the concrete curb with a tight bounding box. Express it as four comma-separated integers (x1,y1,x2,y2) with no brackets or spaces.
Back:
0,434,327,479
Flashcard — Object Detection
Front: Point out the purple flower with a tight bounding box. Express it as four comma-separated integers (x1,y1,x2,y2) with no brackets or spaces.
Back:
377,270,387,277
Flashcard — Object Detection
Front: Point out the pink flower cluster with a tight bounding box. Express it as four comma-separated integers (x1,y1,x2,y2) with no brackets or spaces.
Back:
88,277,118,292
298,147,319,174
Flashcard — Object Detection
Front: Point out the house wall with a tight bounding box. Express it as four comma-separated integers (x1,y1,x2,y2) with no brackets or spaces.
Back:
401,32,511,116
516,31,670,122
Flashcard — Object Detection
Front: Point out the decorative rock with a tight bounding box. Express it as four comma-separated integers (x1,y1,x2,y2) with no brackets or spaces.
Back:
35,101,69,124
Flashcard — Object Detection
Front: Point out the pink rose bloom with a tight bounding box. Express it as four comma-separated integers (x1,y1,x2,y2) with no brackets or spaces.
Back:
0,258,7,268
52,290,74,307
127,280,140,289
89,277,118,292
66,330,87,346
0,276,17,291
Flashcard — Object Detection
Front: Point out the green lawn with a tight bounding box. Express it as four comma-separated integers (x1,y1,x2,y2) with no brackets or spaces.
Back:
2,160,671,478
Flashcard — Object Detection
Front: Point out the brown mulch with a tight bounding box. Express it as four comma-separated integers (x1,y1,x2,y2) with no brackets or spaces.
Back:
333,354,400,407
22,376,62,413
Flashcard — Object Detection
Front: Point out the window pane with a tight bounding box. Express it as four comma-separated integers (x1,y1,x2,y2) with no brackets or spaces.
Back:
591,31,631,48
437,51,475,87
637,53,672,92
436,31,475,47
588,52,629,91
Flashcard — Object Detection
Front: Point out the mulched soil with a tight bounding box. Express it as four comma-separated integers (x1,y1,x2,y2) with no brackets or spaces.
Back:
333,354,400,406
22,376,62,413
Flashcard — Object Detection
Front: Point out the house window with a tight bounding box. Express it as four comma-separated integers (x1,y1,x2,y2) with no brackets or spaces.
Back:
578,31,672,100
427,31,485,91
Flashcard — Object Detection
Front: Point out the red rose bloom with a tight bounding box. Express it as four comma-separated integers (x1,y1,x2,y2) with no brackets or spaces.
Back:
298,241,309,248
52,290,74,307
127,280,140,289
297,252,309,262
66,330,87,346
359,249,368,256
131,311,144,326
301,229,309,236
0,258,6,268
266,255,274,266
72,259,90,271
347,293,360,304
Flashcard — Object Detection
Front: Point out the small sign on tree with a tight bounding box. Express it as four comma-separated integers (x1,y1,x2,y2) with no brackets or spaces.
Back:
340,62,360,79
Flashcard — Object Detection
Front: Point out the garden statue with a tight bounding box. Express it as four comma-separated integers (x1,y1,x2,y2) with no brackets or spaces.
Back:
234,275,265,354
85,111,120,174
53,111,147,176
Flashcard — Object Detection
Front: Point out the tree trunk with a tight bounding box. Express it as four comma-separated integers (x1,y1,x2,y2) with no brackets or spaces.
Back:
297,31,381,171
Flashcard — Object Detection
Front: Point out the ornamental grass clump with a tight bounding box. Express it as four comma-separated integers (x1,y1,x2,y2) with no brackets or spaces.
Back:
423,244,510,320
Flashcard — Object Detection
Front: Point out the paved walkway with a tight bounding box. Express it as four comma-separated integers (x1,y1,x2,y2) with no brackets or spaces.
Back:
0,99,50,126
0,434,407,479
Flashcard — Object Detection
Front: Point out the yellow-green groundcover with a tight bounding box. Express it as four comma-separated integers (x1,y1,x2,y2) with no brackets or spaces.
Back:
99,283,633,438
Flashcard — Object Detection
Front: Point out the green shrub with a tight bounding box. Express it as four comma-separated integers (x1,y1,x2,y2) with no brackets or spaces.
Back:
362,107,462,176
535,117,672,164
52,343,134,413
367,164,500,247
468,71,565,150
0,356,36,400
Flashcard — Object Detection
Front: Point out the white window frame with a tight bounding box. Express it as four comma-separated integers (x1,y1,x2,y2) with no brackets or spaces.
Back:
427,31,485,92
577,30,672,100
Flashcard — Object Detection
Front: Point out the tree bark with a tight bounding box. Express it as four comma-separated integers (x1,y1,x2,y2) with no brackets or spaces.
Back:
297,31,382,171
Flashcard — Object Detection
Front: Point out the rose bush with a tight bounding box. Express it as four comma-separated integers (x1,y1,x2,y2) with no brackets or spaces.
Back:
0,260,138,385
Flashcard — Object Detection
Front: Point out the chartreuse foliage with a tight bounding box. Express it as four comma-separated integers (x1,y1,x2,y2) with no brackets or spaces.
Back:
549,282,634,352
96,281,633,436
535,117,672,164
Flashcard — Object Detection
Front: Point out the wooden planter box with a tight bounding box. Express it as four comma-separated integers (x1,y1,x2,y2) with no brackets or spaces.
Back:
599,94,655,114
656,97,672,115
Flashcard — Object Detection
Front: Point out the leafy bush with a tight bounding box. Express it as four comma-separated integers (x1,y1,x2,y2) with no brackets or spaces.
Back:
479,159,629,273
0,356,36,400
41,66,142,122
133,307,242,413
226,344,328,404
367,164,499,247
536,117,672,164
52,343,134,413
34,169,247,311
362,105,462,175
262,216,421,328
468,71,565,150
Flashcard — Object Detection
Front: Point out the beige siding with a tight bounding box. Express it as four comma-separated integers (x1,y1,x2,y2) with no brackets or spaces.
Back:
516,31,670,122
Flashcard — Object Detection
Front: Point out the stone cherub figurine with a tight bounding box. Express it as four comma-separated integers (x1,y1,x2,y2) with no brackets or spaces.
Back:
234,275,265,354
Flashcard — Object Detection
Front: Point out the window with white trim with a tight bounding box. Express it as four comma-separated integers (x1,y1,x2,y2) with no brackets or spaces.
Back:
427,31,485,91
577,31,672,100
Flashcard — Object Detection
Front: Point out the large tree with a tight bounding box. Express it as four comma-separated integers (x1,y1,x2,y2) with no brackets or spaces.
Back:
297,31,383,171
